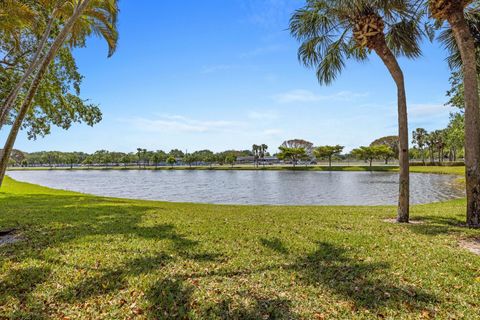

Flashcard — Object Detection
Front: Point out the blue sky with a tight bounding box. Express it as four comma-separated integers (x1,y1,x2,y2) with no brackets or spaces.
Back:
5,0,456,153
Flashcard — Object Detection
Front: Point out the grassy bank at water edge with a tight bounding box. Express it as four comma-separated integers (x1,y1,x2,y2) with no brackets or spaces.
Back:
0,171,479,319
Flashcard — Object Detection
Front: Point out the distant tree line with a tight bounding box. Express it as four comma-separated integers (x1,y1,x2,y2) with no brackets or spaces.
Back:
4,149,253,168
4,113,466,169
411,113,464,164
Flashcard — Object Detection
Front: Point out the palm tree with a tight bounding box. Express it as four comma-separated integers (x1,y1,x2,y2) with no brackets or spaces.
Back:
425,132,436,163
0,0,35,42
252,144,260,167
412,128,428,164
433,129,447,162
136,148,147,168
0,0,57,128
260,144,268,167
166,156,176,168
290,0,424,223
428,0,480,228
0,0,119,187
0,0,98,128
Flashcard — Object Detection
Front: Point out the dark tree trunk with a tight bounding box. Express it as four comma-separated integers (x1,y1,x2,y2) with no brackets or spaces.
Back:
448,9,480,227
375,40,410,223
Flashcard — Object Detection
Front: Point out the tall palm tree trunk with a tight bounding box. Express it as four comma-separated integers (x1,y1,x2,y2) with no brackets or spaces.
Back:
0,15,55,129
374,41,410,223
0,0,92,187
448,10,480,228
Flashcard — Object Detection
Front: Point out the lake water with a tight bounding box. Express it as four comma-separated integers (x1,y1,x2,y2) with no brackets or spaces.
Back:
7,170,464,205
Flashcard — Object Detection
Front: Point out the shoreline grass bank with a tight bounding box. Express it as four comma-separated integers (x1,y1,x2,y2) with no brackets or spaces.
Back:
0,174,479,319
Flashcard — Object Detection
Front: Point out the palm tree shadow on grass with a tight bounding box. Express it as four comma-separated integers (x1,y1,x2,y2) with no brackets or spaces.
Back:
212,295,297,320
1,193,438,316
405,215,469,236
145,278,194,319
57,253,172,302
0,194,202,253
55,246,223,303
146,277,298,320
260,237,289,254
0,266,51,319
1,193,226,307
294,242,437,311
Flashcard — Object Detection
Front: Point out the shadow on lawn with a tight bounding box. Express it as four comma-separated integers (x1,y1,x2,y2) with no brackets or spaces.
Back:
0,194,200,252
141,241,437,317
0,193,438,317
405,215,467,236
260,237,289,254
57,253,173,302
54,249,221,304
294,242,436,311
146,277,297,319
0,266,52,319
0,193,223,309
146,278,194,319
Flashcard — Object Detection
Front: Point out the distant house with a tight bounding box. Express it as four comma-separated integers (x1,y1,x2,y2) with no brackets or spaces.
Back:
261,156,281,165
236,156,255,164
236,156,280,165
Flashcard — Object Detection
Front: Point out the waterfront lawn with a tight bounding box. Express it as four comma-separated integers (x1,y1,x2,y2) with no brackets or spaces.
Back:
0,176,479,319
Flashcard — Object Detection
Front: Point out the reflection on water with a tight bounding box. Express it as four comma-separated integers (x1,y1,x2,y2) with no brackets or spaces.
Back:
8,170,464,205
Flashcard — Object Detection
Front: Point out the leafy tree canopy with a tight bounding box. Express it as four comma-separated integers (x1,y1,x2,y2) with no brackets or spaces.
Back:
370,136,399,158
351,145,393,166
1,27,102,139
314,145,344,166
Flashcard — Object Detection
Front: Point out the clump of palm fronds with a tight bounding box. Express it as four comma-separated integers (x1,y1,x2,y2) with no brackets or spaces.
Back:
429,0,472,20
353,13,385,49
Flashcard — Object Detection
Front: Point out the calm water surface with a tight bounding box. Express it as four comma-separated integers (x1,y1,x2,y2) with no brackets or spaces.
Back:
8,170,464,205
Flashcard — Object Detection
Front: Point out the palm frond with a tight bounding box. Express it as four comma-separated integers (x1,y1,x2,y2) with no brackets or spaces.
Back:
316,34,348,85
386,18,423,58
66,0,119,57
290,0,426,86
438,9,480,71
0,0,36,43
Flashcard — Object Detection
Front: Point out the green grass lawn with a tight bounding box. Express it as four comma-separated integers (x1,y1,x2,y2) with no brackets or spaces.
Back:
1,173,479,319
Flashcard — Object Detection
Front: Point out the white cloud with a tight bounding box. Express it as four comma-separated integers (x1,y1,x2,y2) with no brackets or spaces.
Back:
408,103,450,117
201,64,237,74
124,115,246,134
240,45,285,58
264,73,279,82
407,103,452,130
248,110,279,120
273,89,369,104
263,128,283,135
